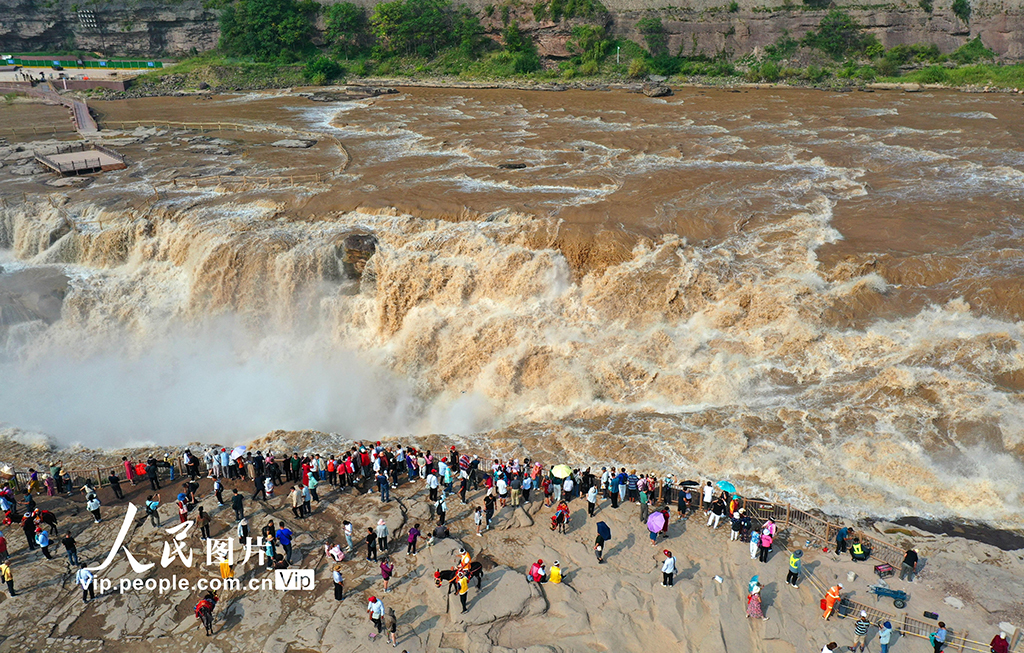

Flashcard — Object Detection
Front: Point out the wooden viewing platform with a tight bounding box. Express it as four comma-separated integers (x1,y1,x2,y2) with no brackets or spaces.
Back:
35,142,126,176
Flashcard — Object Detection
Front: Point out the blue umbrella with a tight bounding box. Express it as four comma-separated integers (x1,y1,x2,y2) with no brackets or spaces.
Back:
717,480,736,494
597,521,611,541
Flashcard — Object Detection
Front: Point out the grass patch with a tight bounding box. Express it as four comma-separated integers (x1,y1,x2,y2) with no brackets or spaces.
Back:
885,63,1024,87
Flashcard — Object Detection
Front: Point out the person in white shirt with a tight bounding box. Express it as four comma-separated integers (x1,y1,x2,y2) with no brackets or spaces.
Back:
562,476,575,502
367,596,385,635
702,481,715,514
76,565,95,602
661,550,677,587
426,472,439,502
587,485,598,517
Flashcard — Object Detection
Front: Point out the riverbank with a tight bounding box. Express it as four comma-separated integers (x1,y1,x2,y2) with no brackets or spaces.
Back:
72,56,1024,101
0,428,1020,652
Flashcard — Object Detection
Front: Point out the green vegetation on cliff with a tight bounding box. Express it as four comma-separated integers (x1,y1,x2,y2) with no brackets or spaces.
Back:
128,0,1021,93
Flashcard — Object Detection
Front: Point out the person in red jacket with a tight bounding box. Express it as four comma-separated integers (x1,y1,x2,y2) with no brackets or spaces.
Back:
990,633,1009,653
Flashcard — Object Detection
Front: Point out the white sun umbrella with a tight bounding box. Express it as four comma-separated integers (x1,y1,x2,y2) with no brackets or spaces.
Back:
230,445,247,461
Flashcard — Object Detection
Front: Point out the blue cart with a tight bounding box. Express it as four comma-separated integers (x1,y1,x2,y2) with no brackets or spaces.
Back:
868,582,909,609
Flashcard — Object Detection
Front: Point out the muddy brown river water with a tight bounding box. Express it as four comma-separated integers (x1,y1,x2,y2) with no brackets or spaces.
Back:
1,86,1022,524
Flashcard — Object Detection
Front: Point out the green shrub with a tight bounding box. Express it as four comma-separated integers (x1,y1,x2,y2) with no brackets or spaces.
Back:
759,60,780,81
952,0,970,22
801,9,868,60
950,36,994,64
874,57,898,76
728,0,739,11
802,64,827,82
918,0,932,11
863,34,884,58
627,56,649,77
857,64,876,81
303,54,342,83
764,32,798,60
918,65,948,83
532,1,547,20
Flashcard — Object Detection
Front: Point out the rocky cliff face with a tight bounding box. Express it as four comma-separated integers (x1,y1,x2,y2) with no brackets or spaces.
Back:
0,0,216,56
0,0,1022,60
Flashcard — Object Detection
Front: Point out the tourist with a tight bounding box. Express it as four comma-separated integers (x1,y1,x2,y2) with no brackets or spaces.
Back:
197,507,212,540
290,486,302,519
746,583,768,621
231,489,244,521
702,481,714,514
608,473,619,509
528,559,544,583
661,550,676,587
376,519,389,553
123,457,136,486
521,473,532,503
639,486,649,524
332,564,344,601
0,560,13,596
587,483,598,517
344,520,354,552
302,484,312,516
237,518,249,545
509,473,521,506
145,494,161,527
878,621,894,653
457,571,469,613
107,472,123,500
35,527,52,559
549,560,563,583
562,474,574,503
407,523,420,554
436,494,447,526
484,494,495,530
730,511,743,541
384,606,398,646
366,527,378,562
87,494,102,523
176,495,188,524
62,532,79,566
851,610,871,652
496,474,508,507
76,564,95,603
276,521,293,563
595,533,605,563
931,622,947,653
783,548,802,587
758,530,773,563
990,632,1010,653
213,477,224,505
900,548,919,582
380,557,394,593
367,596,385,635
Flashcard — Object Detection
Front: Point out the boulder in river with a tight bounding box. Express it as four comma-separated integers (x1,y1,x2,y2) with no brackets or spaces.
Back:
642,83,673,97
271,139,317,148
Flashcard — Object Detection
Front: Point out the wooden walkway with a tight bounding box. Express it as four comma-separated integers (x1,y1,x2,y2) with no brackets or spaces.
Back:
35,143,126,176
0,81,98,133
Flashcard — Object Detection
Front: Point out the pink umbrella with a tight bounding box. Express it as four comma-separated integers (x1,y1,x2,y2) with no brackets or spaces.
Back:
647,512,666,533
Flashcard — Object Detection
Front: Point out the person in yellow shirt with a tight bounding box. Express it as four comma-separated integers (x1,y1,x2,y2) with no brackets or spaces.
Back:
457,571,469,613
0,561,14,596
549,561,562,584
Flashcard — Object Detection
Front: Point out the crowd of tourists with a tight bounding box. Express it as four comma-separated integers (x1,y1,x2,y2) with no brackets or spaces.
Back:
0,440,998,652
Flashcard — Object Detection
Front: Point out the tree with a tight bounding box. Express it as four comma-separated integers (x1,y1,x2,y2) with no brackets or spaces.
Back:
801,9,866,60
218,0,319,61
326,2,369,58
566,24,611,64
499,21,541,72
370,0,459,57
